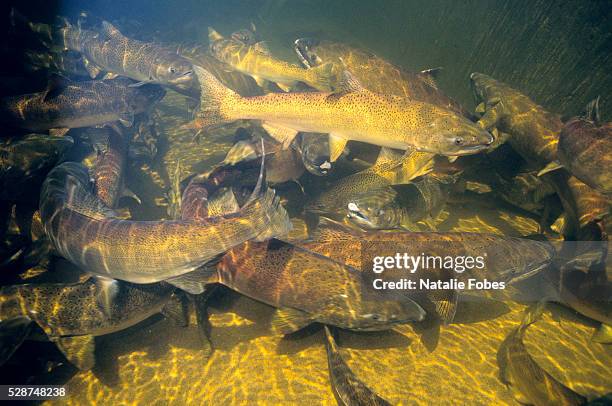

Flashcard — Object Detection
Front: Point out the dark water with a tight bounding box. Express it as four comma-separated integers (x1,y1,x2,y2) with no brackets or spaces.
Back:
0,1,610,404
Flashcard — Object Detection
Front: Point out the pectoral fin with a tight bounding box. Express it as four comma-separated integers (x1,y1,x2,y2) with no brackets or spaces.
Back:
537,161,564,176
261,122,298,149
428,289,458,325
374,147,404,167
392,150,435,184
270,307,314,334
223,140,259,165
52,335,95,370
165,265,219,294
419,216,438,231
328,134,347,162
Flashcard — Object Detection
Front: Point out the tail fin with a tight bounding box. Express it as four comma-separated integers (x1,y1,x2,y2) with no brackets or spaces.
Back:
248,188,292,241
307,62,335,92
239,139,292,240
187,65,238,130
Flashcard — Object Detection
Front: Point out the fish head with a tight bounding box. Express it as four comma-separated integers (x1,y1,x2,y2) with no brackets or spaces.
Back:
293,37,322,68
352,298,426,330
415,107,494,156
154,57,195,89
231,28,259,45
300,134,331,176
127,84,166,112
346,189,401,229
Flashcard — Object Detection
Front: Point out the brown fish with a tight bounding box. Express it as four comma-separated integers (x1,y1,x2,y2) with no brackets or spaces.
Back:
306,147,435,218
0,278,184,370
543,98,612,197
0,77,165,133
212,238,425,332
190,66,493,162
209,28,334,92
290,219,554,323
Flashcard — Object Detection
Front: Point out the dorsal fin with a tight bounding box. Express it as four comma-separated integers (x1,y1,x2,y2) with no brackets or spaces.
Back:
101,21,121,37
584,96,601,124
43,74,71,101
327,68,364,101
64,180,117,220
419,67,442,89
208,27,224,42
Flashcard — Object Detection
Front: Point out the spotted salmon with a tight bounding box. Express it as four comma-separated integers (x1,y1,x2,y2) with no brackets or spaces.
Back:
190,66,493,162
39,161,291,284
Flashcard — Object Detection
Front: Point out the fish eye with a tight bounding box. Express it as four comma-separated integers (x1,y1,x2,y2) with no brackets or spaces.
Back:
371,314,380,320
169,66,176,74
454,137,464,146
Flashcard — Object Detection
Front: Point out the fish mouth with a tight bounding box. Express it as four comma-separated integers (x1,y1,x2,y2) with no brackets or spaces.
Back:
347,202,366,219
294,37,320,68
346,203,376,228
306,159,330,176
450,143,491,156
169,70,195,86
